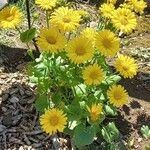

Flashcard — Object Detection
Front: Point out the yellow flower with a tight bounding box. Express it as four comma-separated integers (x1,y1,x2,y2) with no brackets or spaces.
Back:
87,103,103,122
50,7,81,32
128,0,147,14
99,3,115,18
107,85,128,107
107,0,117,5
66,36,94,64
82,64,105,85
35,0,57,10
37,28,66,53
114,55,138,78
40,108,67,135
81,27,96,46
0,6,23,29
95,30,120,57
111,8,137,33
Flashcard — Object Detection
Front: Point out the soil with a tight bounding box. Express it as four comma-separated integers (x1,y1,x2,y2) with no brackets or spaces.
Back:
0,3,150,150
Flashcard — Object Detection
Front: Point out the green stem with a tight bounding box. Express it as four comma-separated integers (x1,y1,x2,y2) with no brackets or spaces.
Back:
26,0,31,29
46,10,49,28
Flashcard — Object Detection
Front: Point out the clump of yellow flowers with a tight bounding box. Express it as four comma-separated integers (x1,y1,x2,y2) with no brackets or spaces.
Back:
0,0,145,148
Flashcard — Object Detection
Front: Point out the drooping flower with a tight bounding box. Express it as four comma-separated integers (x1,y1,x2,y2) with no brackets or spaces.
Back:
99,3,115,18
50,7,81,32
87,103,103,122
111,8,137,33
107,85,128,107
82,64,105,85
114,55,138,78
66,36,94,64
0,6,23,29
35,0,57,10
37,28,66,53
40,108,67,135
95,30,120,57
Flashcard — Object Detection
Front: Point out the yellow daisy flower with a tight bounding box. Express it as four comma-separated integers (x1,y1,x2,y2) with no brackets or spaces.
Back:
35,0,57,10
50,7,81,32
95,30,120,57
66,36,94,64
128,0,147,14
114,55,138,78
81,27,96,46
111,8,137,33
0,6,23,29
40,108,67,135
107,85,128,107
99,3,115,18
37,28,66,53
87,103,103,122
82,64,105,85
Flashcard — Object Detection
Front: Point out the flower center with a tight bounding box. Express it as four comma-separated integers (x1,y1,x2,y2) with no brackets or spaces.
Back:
90,71,98,80
122,65,129,71
114,92,122,100
46,36,56,44
6,15,14,21
120,17,128,25
63,16,71,23
75,47,86,56
49,116,59,126
102,38,112,49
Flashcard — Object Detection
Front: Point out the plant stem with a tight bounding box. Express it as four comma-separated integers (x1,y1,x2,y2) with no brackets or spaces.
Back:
46,10,49,28
25,0,40,55
26,0,31,29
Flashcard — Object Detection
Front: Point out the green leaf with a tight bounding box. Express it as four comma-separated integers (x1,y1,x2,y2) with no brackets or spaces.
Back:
20,28,36,43
141,125,150,139
34,95,49,113
102,122,120,143
73,124,96,148
74,84,86,97
104,105,117,116
102,75,121,85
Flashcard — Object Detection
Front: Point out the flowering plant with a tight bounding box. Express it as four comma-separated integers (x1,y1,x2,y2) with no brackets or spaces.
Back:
0,0,146,149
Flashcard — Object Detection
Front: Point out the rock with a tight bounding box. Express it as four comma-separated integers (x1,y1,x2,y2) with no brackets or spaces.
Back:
2,113,13,127
10,88,19,95
9,96,19,103
25,90,33,96
2,93,9,101
12,114,22,125
0,124,6,132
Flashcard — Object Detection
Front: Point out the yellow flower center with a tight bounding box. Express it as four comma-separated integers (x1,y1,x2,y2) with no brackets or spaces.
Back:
120,17,128,25
75,47,86,56
6,15,14,21
46,36,57,44
49,116,59,126
113,92,122,100
63,16,71,23
90,71,98,80
102,38,112,49
122,65,129,71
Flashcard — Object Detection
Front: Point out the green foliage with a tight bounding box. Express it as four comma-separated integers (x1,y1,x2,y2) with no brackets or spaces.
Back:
20,28,36,43
141,125,150,139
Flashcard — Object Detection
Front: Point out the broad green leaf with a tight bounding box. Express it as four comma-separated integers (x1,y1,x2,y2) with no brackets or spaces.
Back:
104,105,117,116
20,28,36,43
73,124,96,148
34,95,49,113
102,75,121,85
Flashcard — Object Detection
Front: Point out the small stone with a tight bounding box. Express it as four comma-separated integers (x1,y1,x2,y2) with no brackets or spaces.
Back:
25,90,33,96
138,138,142,143
0,125,6,132
2,107,7,112
1,74,7,79
2,93,9,101
12,115,22,125
2,113,13,127
9,96,19,103
19,89,25,96
12,78,17,83
10,88,19,95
